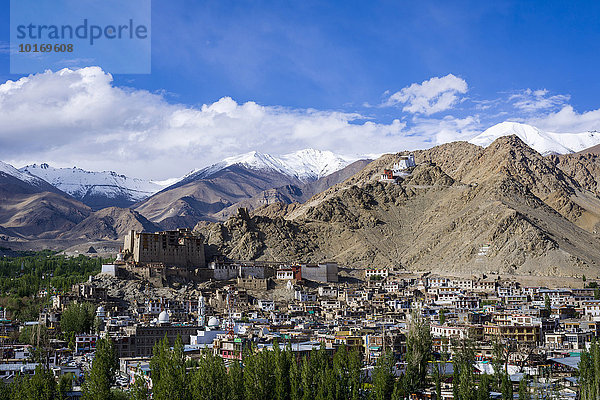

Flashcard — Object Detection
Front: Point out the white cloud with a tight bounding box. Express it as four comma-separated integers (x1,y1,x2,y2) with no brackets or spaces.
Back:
3,68,594,181
509,88,570,112
0,67,414,180
383,74,468,115
527,105,600,133
408,115,481,145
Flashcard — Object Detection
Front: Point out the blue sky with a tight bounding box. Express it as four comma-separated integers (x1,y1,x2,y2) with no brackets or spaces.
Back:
0,0,600,179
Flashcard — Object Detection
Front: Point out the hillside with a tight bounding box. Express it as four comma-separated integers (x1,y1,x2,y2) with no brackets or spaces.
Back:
213,159,372,220
134,165,307,228
59,207,161,241
196,135,600,277
0,170,91,239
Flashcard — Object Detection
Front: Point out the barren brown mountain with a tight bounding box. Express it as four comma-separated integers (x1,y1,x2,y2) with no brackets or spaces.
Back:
0,171,90,239
59,207,161,241
135,160,372,228
197,136,600,277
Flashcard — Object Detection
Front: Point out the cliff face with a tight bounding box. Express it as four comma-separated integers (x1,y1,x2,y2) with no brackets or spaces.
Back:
196,136,600,277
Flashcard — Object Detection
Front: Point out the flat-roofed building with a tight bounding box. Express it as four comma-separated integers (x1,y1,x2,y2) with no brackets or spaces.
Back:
123,229,205,268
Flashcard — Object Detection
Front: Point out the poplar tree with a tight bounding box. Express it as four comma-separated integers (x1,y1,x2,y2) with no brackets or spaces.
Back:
273,342,291,400
57,373,73,400
243,346,275,400
372,352,395,400
404,311,432,394
190,349,228,400
579,340,600,400
477,374,491,400
500,373,513,400
228,360,245,400
149,336,188,400
348,348,363,400
517,375,530,400
83,338,117,400
289,355,301,400
452,339,476,400
128,373,150,400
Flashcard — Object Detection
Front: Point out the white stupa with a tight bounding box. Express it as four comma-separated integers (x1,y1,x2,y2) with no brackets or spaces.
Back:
207,316,220,330
158,310,170,325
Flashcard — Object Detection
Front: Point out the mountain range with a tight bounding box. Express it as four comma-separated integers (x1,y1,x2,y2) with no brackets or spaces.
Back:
19,163,168,210
197,135,600,276
2,121,600,277
0,148,360,240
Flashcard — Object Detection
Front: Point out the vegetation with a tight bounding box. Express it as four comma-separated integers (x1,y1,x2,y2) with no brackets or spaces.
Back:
517,375,531,400
60,302,97,345
579,340,600,400
0,251,107,320
6,364,57,400
544,294,551,312
148,337,365,400
82,338,119,400
438,309,446,325
404,311,432,394
452,339,476,400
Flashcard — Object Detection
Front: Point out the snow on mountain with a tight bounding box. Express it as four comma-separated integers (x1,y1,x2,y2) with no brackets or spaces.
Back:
20,163,166,203
280,149,352,181
470,122,600,155
183,149,355,183
0,160,49,186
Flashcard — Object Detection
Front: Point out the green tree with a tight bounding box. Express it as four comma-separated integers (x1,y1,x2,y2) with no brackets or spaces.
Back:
491,339,506,390
372,352,395,400
391,374,407,400
13,365,57,400
579,340,600,400
150,335,188,400
19,325,49,347
333,345,351,400
300,352,315,400
58,373,74,400
500,373,513,400
129,373,149,400
228,360,245,400
190,349,228,400
110,390,128,400
244,346,275,400
10,374,29,400
439,310,446,325
83,338,117,400
544,294,551,312
290,355,301,400
432,359,442,400
61,302,96,345
0,380,9,400
477,374,491,400
404,311,432,395
452,339,476,400
518,375,530,400
594,288,600,300
348,348,363,400
274,343,291,400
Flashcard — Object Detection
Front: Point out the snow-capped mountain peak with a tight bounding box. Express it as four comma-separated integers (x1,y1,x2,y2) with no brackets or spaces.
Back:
0,160,46,185
19,164,168,207
183,148,354,183
470,121,600,155
280,149,352,180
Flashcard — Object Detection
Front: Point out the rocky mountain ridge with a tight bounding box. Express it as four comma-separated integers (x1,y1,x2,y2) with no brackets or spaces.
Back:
196,135,600,277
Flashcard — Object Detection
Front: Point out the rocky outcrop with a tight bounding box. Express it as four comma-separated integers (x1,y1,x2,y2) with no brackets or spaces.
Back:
196,136,600,277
